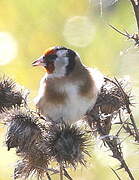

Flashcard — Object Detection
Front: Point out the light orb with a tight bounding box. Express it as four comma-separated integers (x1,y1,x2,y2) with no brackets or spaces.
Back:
0,32,18,65
63,16,95,47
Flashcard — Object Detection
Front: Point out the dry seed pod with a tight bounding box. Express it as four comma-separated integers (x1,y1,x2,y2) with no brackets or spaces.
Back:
0,76,27,112
5,108,41,152
87,77,132,134
47,122,90,168
14,142,50,180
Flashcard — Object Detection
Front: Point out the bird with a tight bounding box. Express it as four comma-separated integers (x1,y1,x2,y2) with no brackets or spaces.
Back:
32,46,104,124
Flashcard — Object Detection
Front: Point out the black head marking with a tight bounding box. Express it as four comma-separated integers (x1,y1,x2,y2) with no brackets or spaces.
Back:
54,46,68,51
44,54,57,61
66,49,76,76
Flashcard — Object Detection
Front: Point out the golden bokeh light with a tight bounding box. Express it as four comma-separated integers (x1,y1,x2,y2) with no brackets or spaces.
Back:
0,32,18,66
63,16,95,47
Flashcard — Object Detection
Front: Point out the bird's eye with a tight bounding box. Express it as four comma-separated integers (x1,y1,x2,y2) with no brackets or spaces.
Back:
43,55,46,60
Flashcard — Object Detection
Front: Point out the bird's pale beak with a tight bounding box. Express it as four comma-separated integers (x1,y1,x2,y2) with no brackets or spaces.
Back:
32,56,46,66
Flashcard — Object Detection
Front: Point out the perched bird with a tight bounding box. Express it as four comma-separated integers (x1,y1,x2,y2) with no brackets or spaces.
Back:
32,46,104,124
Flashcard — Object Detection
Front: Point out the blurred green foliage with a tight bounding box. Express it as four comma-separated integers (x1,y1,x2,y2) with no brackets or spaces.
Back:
0,0,139,180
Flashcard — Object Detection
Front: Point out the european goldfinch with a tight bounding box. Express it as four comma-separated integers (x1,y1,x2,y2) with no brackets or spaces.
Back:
32,46,104,124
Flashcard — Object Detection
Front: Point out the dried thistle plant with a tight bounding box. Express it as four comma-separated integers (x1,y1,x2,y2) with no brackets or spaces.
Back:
2,108,50,179
87,77,132,135
2,106,91,180
87,77,138,180
0,74,139,180
4,108,41,152
46,122,90,168
14,141,50,180
0,76,27,112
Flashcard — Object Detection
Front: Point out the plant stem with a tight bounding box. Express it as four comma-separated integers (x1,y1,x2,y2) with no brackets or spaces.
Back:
130,0,139,32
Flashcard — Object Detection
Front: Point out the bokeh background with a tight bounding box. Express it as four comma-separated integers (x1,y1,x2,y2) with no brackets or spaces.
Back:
0,0,139,179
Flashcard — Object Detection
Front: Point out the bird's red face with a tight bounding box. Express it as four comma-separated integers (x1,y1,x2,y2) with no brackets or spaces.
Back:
32,46,77,76
32,47,57,74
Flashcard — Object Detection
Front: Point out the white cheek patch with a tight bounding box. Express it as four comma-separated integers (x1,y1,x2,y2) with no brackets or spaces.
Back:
47,56,69,78
55,57,69,67
54,57,68,73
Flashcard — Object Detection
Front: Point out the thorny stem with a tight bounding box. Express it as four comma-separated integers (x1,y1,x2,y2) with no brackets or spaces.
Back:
89,77,137,180
109,24,130,38
96,118,135,180
130,0,139,32
63,169,73,180
60,164,63,180
109,24,139,45
118,111,135,137
114,78,139,142
121,161,135,180
104,77,139,142
35,166,73,180
126,108,139,141
109,0,139,45
46,172,52,180
115,117,128,136
111,168,122,180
